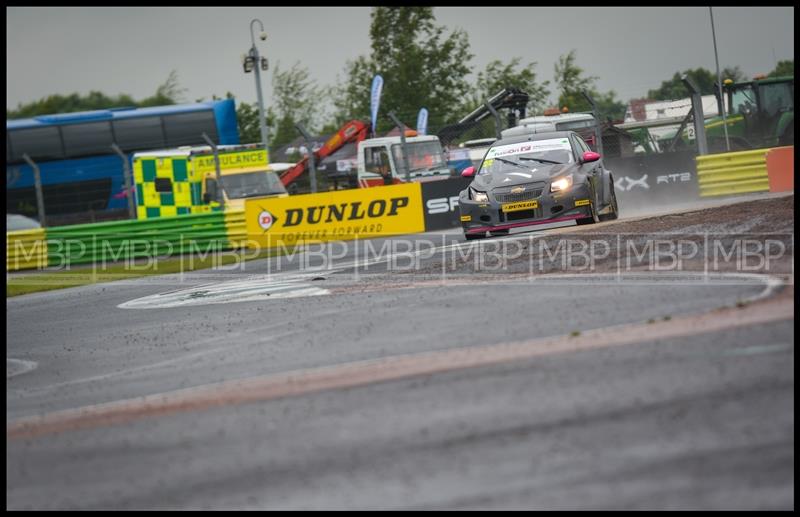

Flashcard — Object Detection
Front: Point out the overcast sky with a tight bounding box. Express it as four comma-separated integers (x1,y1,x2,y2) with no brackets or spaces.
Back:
6,6,795,118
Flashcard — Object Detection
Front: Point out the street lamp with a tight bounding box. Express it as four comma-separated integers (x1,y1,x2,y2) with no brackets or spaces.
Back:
709,7,730,152
244,19,270,156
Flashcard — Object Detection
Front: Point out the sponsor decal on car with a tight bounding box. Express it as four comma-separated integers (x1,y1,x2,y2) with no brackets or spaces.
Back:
460,215,472,222
484,138,572,160
501,200,539,212
575,199,591,207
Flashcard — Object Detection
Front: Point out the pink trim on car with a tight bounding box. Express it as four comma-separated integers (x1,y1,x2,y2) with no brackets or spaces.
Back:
465,214,583,234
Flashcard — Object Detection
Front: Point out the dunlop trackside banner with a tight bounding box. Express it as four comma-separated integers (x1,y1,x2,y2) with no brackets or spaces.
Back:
245,183,424,248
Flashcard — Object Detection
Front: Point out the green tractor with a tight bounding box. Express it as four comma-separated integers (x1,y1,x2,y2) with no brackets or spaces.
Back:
705,75,794,152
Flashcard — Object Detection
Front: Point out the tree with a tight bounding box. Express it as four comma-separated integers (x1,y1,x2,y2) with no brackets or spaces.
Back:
768,60,793,77
329,55,373,128
269,61,323,149
230,62,322,151
7,71,183,118
551,50,627,121
330,7,473,134
198,92,264,147
138,70,187,107
592,90,627,123
553,49,598,113
465,58,550,116
721,66,746,83
236,100,264,145
646,67,729,100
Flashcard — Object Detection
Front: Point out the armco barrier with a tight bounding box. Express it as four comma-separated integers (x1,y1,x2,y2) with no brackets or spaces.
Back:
224,209,248,249
44,212,234,267
6,211,239,271
696,148,770,198
6,228,48,271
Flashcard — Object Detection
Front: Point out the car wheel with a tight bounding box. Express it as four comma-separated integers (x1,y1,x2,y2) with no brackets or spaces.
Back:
598,178,619,222
489,229,509,237
465,232,486,241
576,186,600,226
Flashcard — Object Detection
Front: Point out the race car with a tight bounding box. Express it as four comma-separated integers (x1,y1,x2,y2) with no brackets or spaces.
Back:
458,130,618,240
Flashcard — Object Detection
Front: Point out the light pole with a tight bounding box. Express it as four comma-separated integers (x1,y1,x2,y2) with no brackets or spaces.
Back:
709,7,730,152
243,19,270,156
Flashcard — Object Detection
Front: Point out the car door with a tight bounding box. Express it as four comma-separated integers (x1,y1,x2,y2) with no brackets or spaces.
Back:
572,134,603,205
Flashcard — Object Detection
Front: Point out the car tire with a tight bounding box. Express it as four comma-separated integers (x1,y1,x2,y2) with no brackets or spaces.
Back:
465,232,486,241
576,185,600,226
598,178,619,222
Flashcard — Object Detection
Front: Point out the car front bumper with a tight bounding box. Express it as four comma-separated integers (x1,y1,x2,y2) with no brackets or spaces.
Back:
459,183,593,234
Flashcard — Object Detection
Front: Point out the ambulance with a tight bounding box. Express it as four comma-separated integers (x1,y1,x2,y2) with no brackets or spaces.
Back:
132,144,288,219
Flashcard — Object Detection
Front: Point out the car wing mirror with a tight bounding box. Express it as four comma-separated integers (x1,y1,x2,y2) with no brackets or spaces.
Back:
461,166,476,178
582,151,601,163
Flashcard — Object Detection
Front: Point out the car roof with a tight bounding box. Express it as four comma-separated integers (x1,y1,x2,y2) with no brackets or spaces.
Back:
6,213,42,231
517,113,595,125
489,131,576,147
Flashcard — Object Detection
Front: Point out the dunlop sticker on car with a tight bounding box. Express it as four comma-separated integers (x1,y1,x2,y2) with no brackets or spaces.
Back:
501,200,538,212
575,199,591,207
245,182,424,247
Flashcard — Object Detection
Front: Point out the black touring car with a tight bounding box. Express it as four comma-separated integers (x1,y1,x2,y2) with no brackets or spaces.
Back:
458,131,618,239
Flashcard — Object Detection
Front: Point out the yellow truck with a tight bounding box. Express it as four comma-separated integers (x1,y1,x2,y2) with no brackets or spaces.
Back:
132,144,288,219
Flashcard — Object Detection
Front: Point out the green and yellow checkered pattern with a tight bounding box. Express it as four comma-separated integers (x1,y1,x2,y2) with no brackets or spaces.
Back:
134,157,219,219
133,148,268,220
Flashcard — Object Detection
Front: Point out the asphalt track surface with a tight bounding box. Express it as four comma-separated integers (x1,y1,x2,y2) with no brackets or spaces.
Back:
6,196,794,510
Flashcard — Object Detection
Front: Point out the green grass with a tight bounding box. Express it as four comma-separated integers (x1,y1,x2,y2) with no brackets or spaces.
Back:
6,246,294,298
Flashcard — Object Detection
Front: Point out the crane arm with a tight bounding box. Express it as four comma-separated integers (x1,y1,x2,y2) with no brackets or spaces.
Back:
280,119,371,187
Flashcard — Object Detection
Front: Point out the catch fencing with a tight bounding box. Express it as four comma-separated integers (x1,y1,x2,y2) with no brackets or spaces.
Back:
6,132,239,228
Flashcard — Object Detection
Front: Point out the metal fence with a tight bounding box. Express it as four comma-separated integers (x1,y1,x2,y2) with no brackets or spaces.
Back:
7,133,238,229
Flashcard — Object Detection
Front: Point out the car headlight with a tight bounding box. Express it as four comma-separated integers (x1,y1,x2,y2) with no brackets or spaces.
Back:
470,188,489,203
550,174,574,192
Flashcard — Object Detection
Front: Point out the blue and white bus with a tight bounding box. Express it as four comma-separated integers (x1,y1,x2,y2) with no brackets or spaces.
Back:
6,99,240,222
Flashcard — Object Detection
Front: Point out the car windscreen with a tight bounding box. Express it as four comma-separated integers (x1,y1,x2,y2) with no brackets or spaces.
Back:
391,141,445,173
221,171,287,199
478,138,574,175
